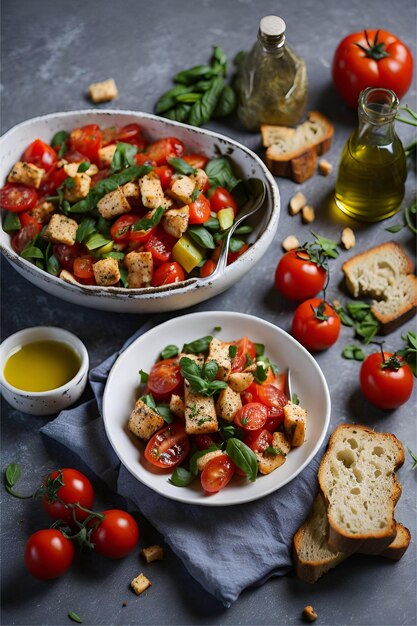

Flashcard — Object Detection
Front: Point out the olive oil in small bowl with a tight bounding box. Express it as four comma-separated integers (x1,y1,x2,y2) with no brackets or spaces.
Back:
0,327,89,416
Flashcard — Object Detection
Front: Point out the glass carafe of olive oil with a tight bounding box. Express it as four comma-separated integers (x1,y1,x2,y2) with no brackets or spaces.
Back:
236,15,308,131
335,87,407,221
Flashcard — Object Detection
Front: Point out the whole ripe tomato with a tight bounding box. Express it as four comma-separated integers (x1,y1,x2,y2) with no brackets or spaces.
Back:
291,298,341,352
42,468,95,523
144,423,190,469
90,509,139,559
200,454,235,494
360,351,414,409
332,29,414,108
275,250,327,301
25,529,74,579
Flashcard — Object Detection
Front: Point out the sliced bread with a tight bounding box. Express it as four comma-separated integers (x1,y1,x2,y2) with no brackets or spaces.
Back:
293,494,410,583
262,111,334,183
342,242,417,333
318,424,404,555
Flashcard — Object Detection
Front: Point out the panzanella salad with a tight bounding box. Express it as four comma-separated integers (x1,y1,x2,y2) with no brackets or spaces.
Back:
0,123,252,287
128,333,307,495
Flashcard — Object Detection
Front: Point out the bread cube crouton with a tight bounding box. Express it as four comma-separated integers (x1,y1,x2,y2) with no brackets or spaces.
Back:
216,386,242,422
303,606,318,622
8,161,45,188
63,162,98,178
256,432,290,475
30,201,55,224
139,174,167,210
169,394,185,420
190,169,209,192
289,192,307,216
341,227,356,250
227,372,254,393
121,181,141,201
282,235,300,252
318,158,332,176
140,545,164,563
124,251,153,288
130,573,151,596
92,258,120,286
301,205,315,224
128,398,165,440
168,175,195,204
88,78,118,103
284,402,307,447
98,144,117,169
59,269,80,285
184,386,218,435
178,352,205,367
97,187,131,219
63,173,91,202
196,450,225,472
162,206,189,239
43,214,78,246
207,337,231,381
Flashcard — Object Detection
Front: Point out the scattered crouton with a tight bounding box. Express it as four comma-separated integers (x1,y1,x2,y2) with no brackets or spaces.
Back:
8,161,45,188
282,235,299,252
207,337,232,381
139,173,167,210
169,394,185,420
130,573,151,596
43,214,78,246
303,605,318,622
216,386,242,422
93,258,120,286
190,169,209,192
128,398,164,440
98,144,117,169
30,201,55,223
168,175,195,204
301,205,315,224
140,545,164,563
340,227,356,250
124,251,153,288
88,78,118,104
63,162,98,177
97,187,131,219
63,173,91,202
184,386,218,435
256,432,290,475
227,372,254,393
318,158,332,176
162,206,189,239
289,192,307,215
284,403,307,447
121,181,141,201
59,269,80,285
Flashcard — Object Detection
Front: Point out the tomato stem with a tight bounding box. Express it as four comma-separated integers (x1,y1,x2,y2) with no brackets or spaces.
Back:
355,30,389,60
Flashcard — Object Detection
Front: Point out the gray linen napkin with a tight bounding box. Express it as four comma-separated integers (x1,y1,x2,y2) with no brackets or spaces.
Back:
41,318,323,607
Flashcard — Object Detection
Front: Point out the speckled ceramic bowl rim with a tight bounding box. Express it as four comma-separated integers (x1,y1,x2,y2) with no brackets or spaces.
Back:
0,109,280,302
0,326,89,396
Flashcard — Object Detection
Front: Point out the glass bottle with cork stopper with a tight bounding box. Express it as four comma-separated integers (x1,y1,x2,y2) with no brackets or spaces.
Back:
335,87,407,221
236,15,308,131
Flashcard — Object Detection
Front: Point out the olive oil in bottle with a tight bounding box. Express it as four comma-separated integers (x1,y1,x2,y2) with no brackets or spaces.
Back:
335,88,407,222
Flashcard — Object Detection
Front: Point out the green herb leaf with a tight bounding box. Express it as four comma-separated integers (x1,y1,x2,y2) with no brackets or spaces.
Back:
179,357,227,396
229,238,244,253
265,446,281,456
291,393,300,405
5,463,21,487
163,103,192,123
254,343,265,357
169,467,195,487
214,326,222,331
156,404,174,423
205,156,241,191
311,231,340,259
182,335,213,354
188,75,225,127
139,370,149,384
109,142,138,174
191,189,200,202
46,253,60,276
168,157,197,176
407,447,417,470
85,232,112,251
213,84,236,118
154,85,195,114
119,266,128,288
204,217,220,231
96,216,112,238
103,251,125,261
132,206,165,232
161,344,179,360
228,345,237,359
176,92,202,104
211,45,227,73
75,217,96,243
20,246,44,260
234,225,253,235
202,360,219,381
187,225,215,249
77,161,91,173
51,130,69,149
2,211,21,233
141,394,157,411
385,223,404,233
226,438,258,482
342,344,366,361
397,330,417,377
219,422,243,440
68,611,83,624
174,64,215,85
254,363,268,384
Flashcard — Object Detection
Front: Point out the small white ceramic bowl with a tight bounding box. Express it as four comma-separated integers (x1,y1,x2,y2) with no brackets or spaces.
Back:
0,326,89,416
0,110,280,313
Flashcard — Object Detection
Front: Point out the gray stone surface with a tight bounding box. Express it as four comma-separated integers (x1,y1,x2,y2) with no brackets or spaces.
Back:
1,0,416,624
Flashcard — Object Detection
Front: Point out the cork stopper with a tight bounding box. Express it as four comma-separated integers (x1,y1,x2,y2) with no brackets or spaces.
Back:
259,16,286,48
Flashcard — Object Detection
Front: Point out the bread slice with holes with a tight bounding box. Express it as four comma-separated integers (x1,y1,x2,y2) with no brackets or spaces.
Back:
318,424,404,555
293,494,411,583
342,242,417,333
262,112,334,183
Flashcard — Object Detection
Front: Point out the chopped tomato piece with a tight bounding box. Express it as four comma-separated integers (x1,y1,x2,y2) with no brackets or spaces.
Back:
227,242,249,265
200,259,216,278
244,429,272,453
53,243,82,272
145,137,184,166
19,212,42,231
194,434,221,450
234,403,268,431
231,336,257,372
0,184,38,212
153,166,174,190
144,228,176,264
11,223,39,254
152,261,185,287
182,153,209,169
147,358,183,401
200,454,235,493
117,123,146,150
110,215,138,242
69,124,102,163
209,187,238,216
144,424,190,469
22,139,57,174
188,194,211,224
73,255,95,279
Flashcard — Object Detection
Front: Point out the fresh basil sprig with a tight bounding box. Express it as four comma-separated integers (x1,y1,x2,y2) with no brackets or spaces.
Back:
342,344,366,361
226,438,258,482
109,142,138,173
182,335,212,354
188,225,215,250
160,345,179,360
132,206,165,232
141,394,174,423
180,357,227,396
169,467,195,487
335,301,381,344
2,211,21,232
397,330,417,376
4,463,32,499
168,157,197,176
205,156,241,191
75,217,96,243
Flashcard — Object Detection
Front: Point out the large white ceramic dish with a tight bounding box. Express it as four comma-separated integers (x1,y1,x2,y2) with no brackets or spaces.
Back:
0,110,280,313
102,311,331,506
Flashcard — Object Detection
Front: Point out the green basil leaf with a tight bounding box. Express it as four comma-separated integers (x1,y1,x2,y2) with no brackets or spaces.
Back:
103,251,125,261
385,223,404,233
229,238,244,253
168,157,197,176
5,463,21,487
20,246,44,260
109,142,138,174
311,231,340,259
228,345,237,359
187,225,215,249
211,45,227,73
265,446,281,456
219,422,243,441
254,343,265,357
226,438,258,482
75,217,96,243
204,217,220,231
163,103,192,123
141,394,157,411
213,85,236,118
139,369,149,384
191,189,200,202
161,344,179,360
85,232,112,251
156,404,174,423
205,156,241,191
2,211,21,232
234,225,252,235
77,161,91,173
96,216,112,238
155,85,195,114
254,363,268,384
46,253,60,276
176,92,202,104
132,206,165,232
188,75,225,127
214,326,222,331
182,336,213,354
68,612,83,624
169,467,195,487
291,393,300,405
119,266,128,288
174,64,215,85
205,380,228,394
202,360,219,381
51,130,69,148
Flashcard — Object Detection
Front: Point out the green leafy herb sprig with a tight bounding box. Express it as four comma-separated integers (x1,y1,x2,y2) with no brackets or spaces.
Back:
141,394,174,424
335,300,381,344
179,357,227,397
154,46,237,127
385,197,417,236
397,331,417,377
407,448,417,470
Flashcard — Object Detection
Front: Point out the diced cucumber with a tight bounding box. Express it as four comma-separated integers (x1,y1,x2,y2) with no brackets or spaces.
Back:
217,207,234,231
172,234,204,273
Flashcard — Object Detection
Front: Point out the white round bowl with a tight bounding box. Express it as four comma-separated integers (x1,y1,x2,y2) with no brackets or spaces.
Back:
102,311,331,506
0,110,280,313
0,326,89,416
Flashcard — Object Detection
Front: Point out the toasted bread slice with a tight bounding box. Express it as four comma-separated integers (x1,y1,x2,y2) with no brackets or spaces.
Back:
318,424,404,555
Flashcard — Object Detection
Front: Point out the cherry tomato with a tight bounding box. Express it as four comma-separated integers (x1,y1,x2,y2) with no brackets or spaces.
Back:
194,433,221,450
144,423,190,469
153,165,174,190
234,402,268,430
11,223,39,254
73,256,96,280
152,261,185,287
147,358,183,401
182,153,209,169
25,529,74,579
256,384,288,411
188,193,211,224
135,153,157,166
129,225,156,245
101,127,118,146
145,137,184,165
231,336,257,373
291,298,341,352
200,454,235,494
209,187,238,216
110,215,138,241
42,468,94,523
39,167,68,195
19,212,42,232
144,228,176,264
62,150,90,164
332,29,414,109
22,139,57,174
360,351,414,409
264,408,285,432
53,243,82,272
116,123,146,149
275,250,327,301
244,428,272,453
227,242,249,265
70,124,102,163
90,509,139,559
200,258,216,278
0,183,38,212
